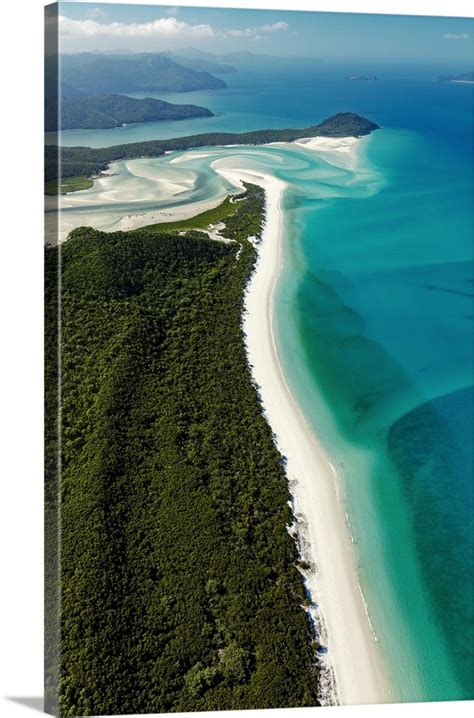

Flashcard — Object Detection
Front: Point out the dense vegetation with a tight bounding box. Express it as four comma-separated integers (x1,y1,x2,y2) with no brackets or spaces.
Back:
45,175,93,195
46,93,213,132
45,185,321,716
45,112,379,184
59,52,227,95
135,197,239,236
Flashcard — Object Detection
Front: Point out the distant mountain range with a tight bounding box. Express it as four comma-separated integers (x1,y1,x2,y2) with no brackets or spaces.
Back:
161,51,236,75
59,52,227,94
52,50,322,100
175,47,322,66
44,49,324,134
45,93,213,132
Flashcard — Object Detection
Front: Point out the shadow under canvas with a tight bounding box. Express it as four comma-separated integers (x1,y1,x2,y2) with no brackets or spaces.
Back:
6,697,44,713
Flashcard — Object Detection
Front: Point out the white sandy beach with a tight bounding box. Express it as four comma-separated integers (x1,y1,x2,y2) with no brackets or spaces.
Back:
213,148,391,706
292,135,362,170
294,136,360,153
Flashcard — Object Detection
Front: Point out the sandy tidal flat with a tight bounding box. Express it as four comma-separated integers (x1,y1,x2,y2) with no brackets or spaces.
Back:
46,134,364,244
45,159,227,244
294,136,360,153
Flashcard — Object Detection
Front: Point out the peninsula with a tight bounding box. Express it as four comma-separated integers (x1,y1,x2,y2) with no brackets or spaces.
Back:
45,93,213,132
45,112,379,189
46,119,386,715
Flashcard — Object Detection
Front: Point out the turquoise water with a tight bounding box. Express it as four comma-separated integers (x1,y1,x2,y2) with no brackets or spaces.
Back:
273,126,473,701
55,62,474,702
49,61,474,148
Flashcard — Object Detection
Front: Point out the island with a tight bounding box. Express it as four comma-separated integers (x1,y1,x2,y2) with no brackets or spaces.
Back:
345,75,377,81
45,93,213,132
438,71,474,83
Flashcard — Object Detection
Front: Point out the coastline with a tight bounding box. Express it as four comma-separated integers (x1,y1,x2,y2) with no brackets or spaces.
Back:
214,152,391,706
52,133,391,703
48,134,369,244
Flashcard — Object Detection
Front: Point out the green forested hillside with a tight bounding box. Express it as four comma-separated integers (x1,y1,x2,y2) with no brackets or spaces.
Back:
45,112,379,184
60,52,227,95
46,93,213,131
45,185,320,716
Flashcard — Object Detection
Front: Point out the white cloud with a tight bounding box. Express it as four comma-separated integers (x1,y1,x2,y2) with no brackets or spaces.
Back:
442,33,469,40
261,22,288,33
58,15,215,39
56,13,290,47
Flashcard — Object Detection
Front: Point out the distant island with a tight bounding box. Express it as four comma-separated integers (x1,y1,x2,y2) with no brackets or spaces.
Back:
59,52,227,94
345,75,377,81
45,93,213,132
45,112,379,189
438,71,474,83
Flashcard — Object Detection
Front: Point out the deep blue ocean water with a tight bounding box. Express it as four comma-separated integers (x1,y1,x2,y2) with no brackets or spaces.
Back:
54,61,474,702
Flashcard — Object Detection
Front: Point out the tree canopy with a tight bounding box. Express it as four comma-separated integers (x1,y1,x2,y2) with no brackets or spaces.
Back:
45,185,321,716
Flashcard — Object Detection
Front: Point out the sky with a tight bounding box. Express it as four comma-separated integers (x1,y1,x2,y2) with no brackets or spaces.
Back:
47,1,474,64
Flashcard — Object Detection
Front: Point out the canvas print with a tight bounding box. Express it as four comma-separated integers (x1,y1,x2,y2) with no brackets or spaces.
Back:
44,2,474,715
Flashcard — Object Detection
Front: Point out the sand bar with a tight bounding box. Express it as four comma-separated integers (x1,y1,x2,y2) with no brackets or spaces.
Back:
294,136,360,153
46,192,226,244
